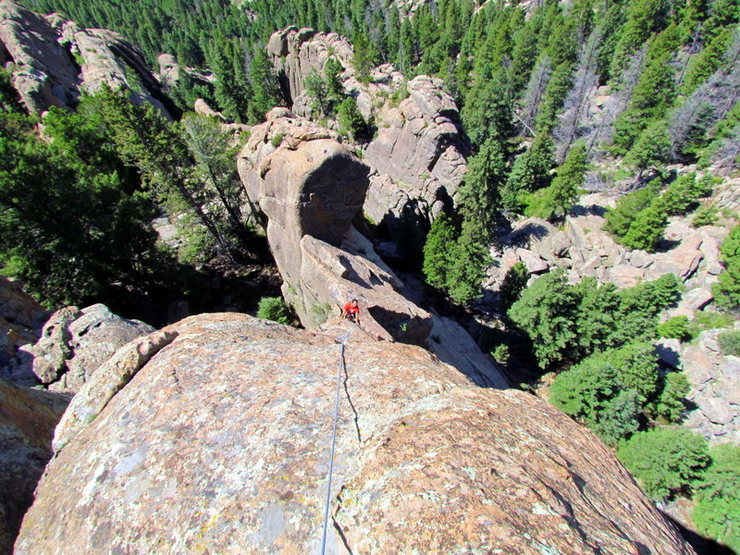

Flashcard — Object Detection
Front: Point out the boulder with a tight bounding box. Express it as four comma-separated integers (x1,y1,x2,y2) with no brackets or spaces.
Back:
265,27,468,227
0,0,172,116
516,248,549,274
0,277,48,331
682,288,714,311
0,379,68,553
607,265,645,288
19,304,155,393
16,313,691,554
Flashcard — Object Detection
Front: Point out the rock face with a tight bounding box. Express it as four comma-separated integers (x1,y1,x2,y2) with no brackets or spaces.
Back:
17,303,155,392
266,27,469,232
680,328,739,444
0,0,174,116
17,313,691,554
0,379,68,554
364,75,469,215
238,111,506,387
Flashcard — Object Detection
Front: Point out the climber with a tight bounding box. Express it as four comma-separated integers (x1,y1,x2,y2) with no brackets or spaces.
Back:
341,298,361,324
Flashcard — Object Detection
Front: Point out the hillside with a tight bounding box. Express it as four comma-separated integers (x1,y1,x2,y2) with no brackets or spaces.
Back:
1,0,739,552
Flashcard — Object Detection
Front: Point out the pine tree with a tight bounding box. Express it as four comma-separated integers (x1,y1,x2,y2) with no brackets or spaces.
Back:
548,143,587,219
447,219,491,304
457,138,506,235
249,47,279,122
422,213,458,290
624,120,672,175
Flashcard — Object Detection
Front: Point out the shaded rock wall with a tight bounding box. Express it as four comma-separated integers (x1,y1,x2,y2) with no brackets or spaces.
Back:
0,379,68,554
0,0,173,116
17,313,692,554
0,277,48,385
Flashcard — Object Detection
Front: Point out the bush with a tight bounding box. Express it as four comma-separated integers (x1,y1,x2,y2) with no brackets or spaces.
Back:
692,204,718,227
653,372,690,422
549,342,661,443
491,344,510,365
718,330,740,357
692,444,740,552
590,390,641,447
257,296,291,325
687,311,734,340
617,428,710,500
657,316,691,341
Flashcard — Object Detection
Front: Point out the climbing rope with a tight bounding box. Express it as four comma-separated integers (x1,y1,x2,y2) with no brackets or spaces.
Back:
321,332,349,554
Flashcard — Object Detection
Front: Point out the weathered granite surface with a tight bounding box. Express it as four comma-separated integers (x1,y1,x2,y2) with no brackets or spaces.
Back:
17,313,692,554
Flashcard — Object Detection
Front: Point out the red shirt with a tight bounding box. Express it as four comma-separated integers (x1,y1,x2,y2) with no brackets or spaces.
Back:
343,302,359,316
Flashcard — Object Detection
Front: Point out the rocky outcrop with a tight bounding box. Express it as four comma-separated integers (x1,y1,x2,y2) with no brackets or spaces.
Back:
17,313,691,553
266,27,469,232
678,327,739,444
237,110,427,338
16,303,155,392
0,379,68,554
364,75,469,215
238,111,506,386
486,194,730,311
0,0,174,116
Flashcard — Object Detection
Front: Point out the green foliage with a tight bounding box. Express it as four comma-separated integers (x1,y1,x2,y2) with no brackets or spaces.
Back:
422,213,457,290
590,390,641,447
623,121,672,174
491,344,510,365
682,28,734,95
693,444,740,552
249,47,279,121
713,225,740,311
604,181,661,238
718,330,740,357
687,311,734,340
458,137,506,232
621,203,668,251
0,98,166,307
525,143,587,221
336,96,368,141
692,204,718,227
512,270,680,369
447,219,491,304
549,342,662,437
657,316,691,341
0,68,24,113
500,261,529,312
257,296,291,325
502,135,555,213
659,173,713,216
617,428,710,500
508,269,579,369
654,372,690,422
271,132,285,148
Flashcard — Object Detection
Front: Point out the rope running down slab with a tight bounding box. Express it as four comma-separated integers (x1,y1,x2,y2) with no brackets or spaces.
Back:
321,334,349,554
